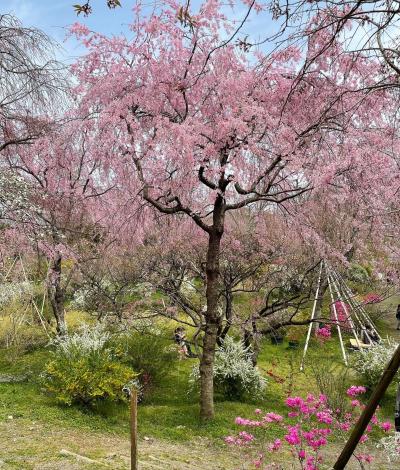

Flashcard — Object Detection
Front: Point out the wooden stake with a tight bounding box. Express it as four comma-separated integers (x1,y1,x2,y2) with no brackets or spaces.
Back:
130,388,138,470
333,344,400,469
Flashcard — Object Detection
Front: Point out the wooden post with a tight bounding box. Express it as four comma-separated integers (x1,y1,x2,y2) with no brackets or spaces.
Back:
130,387,138,470
333,344,400,469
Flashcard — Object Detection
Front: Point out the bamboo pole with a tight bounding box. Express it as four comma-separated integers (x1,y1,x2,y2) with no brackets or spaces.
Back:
300,261,323,371
329,271,361,349
333,344,400,469
335,270,381,340
327,270,348,366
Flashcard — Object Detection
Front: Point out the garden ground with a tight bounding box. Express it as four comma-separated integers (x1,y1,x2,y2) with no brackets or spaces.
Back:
0,416,398,470
1,297,400,469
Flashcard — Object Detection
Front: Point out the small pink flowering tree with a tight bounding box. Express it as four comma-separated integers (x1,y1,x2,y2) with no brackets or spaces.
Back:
225,386,392,469
2,119,115,335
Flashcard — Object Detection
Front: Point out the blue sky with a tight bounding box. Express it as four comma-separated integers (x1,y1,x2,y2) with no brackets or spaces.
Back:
2,1,275,62
3,0,141,61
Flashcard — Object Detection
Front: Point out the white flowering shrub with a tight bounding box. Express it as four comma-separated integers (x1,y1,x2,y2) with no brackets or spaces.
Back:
70,285,91,310
71,280,114,311
179,276,197,298
71,280,153,317
377,433,400,463
50,322,111,358
0,170,31,215
132,282,154,298
42,323,136,406
0,281,34,307
352,340,400,387
190,336,267,400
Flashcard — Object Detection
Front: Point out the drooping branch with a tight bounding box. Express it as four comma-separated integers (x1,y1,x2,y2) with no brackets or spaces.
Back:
226,185,311,211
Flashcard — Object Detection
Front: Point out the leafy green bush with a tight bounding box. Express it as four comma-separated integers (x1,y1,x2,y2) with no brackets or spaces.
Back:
116,327,178,390
0,313,48,361
312,362,352,418
190,336,267,400
347,263,370,284
0,320,48,351
42,323,136,406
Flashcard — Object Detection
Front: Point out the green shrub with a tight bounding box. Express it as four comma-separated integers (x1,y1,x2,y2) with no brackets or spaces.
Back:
189,336,267,400
42,323,136,406
43,353,134,406
116,327,178,390
0,315,48,360
311,362,352,418
347,263,370,284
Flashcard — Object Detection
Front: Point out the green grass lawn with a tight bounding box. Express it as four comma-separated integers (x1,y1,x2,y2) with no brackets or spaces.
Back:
1,285,399,469
1,329,398,445
1,291,400,470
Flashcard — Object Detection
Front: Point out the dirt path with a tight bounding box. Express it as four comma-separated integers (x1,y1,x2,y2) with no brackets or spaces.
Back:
0,417,236,470
1,417,399,469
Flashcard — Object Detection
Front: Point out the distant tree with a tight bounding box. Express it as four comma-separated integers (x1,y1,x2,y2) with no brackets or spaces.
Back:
135,211,321,364
268,0,400,90
0,14,65,155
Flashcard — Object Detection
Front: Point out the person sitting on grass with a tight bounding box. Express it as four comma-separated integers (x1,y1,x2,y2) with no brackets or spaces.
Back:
361,324,379,345
173,327,196,357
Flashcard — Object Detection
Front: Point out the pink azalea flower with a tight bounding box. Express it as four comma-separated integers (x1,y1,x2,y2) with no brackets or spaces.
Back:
263,412,283,423
346,386,366,397
381,421,391,432
268,439,282,452
239,431,254,442
286,396,304,408
285,426,301,445
316,411,332,424
298,449,306,459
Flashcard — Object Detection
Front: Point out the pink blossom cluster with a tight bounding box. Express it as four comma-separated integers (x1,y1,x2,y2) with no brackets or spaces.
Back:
225,387,392,469
224,431,254,446
315,325,331,342
362,293,382,305
331,301,351,330
346,385,367,397
234,412,283,427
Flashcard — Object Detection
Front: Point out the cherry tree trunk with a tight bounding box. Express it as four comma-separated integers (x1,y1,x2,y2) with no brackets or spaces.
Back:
47,251,67,336
217,289,233,346
199,230,222,420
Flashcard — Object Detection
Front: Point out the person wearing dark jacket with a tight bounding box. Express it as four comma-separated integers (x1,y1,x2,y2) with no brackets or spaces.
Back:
396,304,400,330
